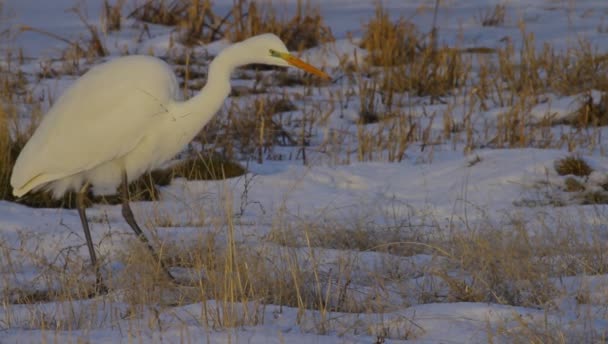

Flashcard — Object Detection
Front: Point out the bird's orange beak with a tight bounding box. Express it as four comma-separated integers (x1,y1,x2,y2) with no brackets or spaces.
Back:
281,53,331,80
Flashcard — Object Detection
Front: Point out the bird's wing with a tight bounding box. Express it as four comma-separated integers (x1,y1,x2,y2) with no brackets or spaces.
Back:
11,64,175,195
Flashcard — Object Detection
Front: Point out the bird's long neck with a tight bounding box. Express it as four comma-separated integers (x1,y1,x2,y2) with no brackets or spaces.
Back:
170,41,253,132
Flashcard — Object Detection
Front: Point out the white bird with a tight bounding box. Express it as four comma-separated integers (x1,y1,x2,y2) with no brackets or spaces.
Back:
10,33,330,292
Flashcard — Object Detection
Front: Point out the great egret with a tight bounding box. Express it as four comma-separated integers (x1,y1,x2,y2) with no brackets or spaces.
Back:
10,33,330,292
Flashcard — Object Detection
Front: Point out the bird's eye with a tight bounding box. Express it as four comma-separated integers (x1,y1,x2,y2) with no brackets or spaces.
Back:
269,49,281,57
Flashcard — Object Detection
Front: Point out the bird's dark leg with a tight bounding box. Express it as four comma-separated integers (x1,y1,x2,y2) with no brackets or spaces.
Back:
120,171,176,282
76,186,107,295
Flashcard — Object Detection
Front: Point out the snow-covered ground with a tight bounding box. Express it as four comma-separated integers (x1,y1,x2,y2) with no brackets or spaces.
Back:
2,0,608,343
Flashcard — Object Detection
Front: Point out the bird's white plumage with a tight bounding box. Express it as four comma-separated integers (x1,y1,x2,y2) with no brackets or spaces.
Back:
11,34,296,198
12,56,179,197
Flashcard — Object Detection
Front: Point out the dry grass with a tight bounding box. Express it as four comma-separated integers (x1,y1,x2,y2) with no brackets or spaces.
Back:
358,2,469,105
171,152,246,180
68,4,108,58
268,69,332,88
198,95,303,163
354,111,415,162
228,0,334,51
102,0,125,33
517,156,608,206
267,214,428,257
385,46,469,99
163,200,608,315
130,0,221,45
580,191,608,204
561,92,608,127
3,186,608,339
563,176,585,192
130,0,333,49
16,3,109,80
492,313,608,344
130,0,190,26
0,232,108,306
488,30,608,103
478,4,507,27
425,208,608,310
554,155,593,177
121,204,396,324
0,107,16,201
437,225,557,306
360,3,419,67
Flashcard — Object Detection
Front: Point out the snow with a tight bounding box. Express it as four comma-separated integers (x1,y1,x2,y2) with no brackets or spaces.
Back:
2,0,608,343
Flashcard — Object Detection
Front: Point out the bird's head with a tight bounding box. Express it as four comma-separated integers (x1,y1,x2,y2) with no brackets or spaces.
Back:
240,33,330,80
